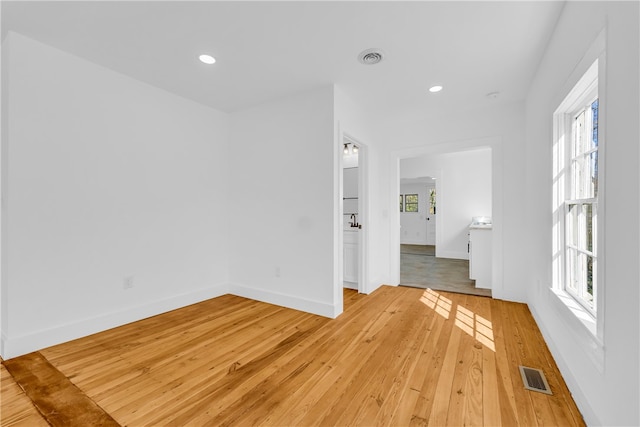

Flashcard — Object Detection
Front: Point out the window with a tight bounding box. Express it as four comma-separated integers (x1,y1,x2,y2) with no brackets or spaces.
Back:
400,195,403,212
553,59,600,316
404,194,418,212
429,188,436,214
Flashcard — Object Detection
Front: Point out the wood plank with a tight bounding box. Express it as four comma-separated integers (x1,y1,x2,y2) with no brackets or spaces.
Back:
3,352,119,427
427,293,467,426
409,290,458,426
490,298,521,426
476,296,502,426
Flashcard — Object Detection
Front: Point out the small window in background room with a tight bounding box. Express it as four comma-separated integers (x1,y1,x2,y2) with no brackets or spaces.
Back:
405,194,418,212
400,195,403,212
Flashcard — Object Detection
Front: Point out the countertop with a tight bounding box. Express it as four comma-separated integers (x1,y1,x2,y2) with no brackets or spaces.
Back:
469,224,492,230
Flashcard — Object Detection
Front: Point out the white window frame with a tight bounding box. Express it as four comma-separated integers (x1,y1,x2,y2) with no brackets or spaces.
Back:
564,92,598,315
552,57,605,339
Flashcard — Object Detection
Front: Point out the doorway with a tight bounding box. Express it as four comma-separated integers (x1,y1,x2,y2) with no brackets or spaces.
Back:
341,134,367,295
395,145,495,297
399,176,437,272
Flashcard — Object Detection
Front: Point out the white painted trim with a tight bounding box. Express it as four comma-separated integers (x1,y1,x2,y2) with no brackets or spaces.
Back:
229,283,338,319
334,121,345,317
400,238,429,245
436,250,469,261
1,283,229,359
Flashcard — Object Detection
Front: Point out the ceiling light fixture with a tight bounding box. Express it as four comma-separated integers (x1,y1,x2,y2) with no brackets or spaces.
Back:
486,91,500,99
429,85,443,93
352,145,359,154
198,54,216,65
358,48,385,65
344,143,350,154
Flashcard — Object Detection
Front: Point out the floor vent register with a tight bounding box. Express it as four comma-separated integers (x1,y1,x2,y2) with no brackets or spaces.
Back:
519,366,553,395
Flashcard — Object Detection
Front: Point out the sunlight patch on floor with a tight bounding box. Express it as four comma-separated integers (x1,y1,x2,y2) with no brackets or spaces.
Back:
421,288,495,351
420,288,452,319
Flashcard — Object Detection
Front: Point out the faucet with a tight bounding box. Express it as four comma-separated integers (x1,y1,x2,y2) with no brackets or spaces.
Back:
350,214,358,227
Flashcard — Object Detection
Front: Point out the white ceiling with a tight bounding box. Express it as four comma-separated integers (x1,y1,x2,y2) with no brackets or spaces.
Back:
1,1,564,119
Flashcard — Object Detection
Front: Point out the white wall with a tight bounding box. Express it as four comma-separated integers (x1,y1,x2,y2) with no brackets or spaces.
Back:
524,2,639,425
400,149,492,258
1,32,231,358
228,86,337,317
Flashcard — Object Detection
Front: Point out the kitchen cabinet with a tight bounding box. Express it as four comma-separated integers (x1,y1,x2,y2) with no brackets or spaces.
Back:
469,227,492,289
344,230,358,287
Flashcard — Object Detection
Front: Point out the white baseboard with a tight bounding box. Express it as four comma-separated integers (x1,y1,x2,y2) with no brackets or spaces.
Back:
229,283,339,319
400,239,429,245
1,283,229,360
436,250,469,260
2,283,340,360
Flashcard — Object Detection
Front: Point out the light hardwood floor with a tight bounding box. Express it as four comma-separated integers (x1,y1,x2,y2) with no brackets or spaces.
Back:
2,286,584,426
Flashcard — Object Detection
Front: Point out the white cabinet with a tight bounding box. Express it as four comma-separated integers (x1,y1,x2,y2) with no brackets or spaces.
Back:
344,231,358,287
469,228,492,289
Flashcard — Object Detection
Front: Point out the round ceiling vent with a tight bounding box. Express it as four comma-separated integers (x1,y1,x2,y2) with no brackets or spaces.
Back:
358,48,385,65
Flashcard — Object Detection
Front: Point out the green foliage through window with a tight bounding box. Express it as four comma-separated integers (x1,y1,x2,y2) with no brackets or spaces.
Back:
429,189,436,214
405,194,418,212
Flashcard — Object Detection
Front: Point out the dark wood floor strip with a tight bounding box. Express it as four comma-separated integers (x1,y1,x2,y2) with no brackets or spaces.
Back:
3,352,120,427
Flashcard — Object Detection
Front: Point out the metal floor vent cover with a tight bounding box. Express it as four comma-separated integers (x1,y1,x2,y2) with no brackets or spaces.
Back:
519,366,553,395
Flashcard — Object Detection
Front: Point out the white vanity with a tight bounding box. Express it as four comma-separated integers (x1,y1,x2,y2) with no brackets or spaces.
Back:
343,230,359,288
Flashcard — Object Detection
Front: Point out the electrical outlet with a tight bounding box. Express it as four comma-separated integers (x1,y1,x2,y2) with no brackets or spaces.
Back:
123,276,134,290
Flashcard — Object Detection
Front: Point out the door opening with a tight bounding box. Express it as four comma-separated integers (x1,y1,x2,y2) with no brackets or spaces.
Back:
397,147,493,298
341,134,367,295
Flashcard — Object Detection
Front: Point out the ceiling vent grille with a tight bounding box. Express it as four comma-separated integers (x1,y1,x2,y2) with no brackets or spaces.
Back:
358,48,385,65
519,366,553,395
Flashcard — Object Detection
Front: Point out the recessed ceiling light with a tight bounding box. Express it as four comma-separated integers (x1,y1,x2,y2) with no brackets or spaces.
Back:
486,91,500,99
199,54,216,65
429,85,443,93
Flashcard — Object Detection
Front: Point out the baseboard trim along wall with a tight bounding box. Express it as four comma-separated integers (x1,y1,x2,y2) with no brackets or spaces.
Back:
2,283,339,359
436,250,469,260
1,283,230,359
229,283,338,319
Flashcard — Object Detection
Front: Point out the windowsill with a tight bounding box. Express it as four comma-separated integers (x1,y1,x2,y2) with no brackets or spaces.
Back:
550,288,597,336
549,287,604,372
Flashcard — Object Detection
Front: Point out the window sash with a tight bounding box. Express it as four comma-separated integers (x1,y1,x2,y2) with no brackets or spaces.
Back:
563,96,599,315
